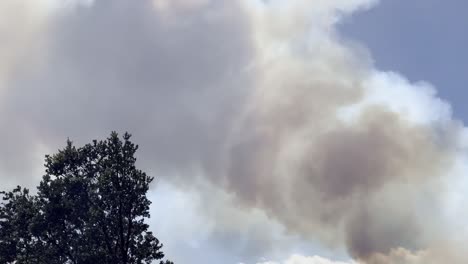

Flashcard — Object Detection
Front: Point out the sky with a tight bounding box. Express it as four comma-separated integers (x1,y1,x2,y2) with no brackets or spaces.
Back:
1,1,468,264
340,0,468,120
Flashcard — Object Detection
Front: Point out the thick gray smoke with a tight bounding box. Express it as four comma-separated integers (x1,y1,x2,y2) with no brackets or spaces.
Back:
0,0,252,187
214,2,465,263
1,0,468,263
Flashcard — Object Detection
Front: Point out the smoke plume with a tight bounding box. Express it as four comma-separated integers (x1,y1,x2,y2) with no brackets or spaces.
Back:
1,0,467,263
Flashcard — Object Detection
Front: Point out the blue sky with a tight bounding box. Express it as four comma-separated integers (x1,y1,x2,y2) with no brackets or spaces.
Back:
341,0,468,121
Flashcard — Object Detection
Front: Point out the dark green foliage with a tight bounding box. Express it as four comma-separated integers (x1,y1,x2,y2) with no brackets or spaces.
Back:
0,132,172,264
0,187,44,263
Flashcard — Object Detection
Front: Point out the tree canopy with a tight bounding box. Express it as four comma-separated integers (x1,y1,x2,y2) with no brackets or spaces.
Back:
0,132,173,264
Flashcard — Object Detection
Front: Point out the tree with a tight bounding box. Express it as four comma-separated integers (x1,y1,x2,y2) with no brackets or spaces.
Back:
0,132,173,264
0,187,43,263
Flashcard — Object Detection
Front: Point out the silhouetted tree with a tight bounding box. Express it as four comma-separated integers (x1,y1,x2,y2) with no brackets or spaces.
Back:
0,187,44,263
0,132,173,264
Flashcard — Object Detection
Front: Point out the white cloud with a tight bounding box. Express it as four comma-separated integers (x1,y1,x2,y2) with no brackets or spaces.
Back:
153,0,210,11
259,254,355,264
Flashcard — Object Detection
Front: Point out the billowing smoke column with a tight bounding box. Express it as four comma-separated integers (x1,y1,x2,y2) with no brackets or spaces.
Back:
216,1,466,263
1,0,468,263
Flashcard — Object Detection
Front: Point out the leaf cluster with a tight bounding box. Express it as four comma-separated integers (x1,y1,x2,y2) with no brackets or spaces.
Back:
0,132,172,264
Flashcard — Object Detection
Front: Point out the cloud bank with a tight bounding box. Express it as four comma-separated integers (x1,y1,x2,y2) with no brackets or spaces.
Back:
258,254,356,264
1,0,468,263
